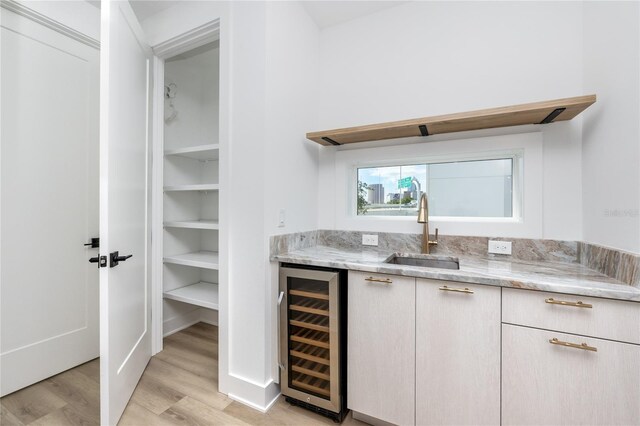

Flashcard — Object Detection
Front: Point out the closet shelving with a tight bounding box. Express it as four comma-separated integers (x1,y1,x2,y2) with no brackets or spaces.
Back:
162,144,220,309
163,250,219,269
163,144,220,307
161,42,220,323
164,183,219,192
163,281,219,310
163,219,219,230
164,143,220,161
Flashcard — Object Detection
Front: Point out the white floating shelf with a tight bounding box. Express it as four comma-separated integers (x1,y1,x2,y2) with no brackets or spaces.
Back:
165,144,220,161
164,184,219,192
163,281,219,310
163,251,219,270
164,220,219,230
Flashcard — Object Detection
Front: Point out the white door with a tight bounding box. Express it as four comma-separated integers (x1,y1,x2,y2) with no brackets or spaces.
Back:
0,7,99,397
99,1,153,424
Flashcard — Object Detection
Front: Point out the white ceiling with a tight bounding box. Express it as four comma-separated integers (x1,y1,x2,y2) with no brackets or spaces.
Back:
301,1,408,29
87,0,408,29
86,0,180,22
129,1,180,22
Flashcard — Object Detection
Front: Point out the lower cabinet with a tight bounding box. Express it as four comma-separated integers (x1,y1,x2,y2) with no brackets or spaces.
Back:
502,324,640,425
347,271,416,425
416,279,501,425
346,270,640,426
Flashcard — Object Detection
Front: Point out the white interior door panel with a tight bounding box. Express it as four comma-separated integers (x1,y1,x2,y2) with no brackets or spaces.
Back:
0,7,99,397
99,1,153,424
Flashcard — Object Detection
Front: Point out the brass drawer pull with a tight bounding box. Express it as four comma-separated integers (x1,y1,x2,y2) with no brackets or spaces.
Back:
545,298,592,308
549,337,597,352
439,285,474,294
365,277,392,284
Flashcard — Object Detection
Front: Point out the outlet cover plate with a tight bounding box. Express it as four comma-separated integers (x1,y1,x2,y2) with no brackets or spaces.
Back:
362,234,379,246
488,240,512,255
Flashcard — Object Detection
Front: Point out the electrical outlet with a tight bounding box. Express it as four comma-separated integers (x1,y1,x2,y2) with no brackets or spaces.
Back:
362,234,379,246
488,240,512,255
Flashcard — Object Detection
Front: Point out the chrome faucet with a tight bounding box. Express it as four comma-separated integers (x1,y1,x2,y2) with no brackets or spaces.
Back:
417,193,438,254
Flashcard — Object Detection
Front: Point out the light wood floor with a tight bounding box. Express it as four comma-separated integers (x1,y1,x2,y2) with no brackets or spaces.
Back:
1,322,366,426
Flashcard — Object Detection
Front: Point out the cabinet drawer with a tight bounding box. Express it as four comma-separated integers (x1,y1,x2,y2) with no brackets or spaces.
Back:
502,288,640,344
502,324,640,425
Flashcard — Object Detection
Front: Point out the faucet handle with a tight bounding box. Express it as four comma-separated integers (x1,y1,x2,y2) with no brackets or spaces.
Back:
429,228,439,246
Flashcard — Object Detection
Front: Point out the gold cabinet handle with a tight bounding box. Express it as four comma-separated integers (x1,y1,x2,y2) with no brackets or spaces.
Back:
549,337,597,352
545,298,592,308
365,276,392,284
439,285,474,294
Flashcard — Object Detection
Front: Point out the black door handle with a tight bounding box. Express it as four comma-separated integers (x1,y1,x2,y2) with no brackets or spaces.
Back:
84,237,100,248
110,251,133,268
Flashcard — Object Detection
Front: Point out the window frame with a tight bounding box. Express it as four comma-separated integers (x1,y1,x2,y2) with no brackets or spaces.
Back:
350,149,524,223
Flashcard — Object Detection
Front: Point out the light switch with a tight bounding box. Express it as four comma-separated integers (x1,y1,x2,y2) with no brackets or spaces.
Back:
278,209,285,228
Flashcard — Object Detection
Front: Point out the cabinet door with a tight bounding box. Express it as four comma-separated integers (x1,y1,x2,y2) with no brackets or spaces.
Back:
416,280,501,425
502,324,640,425
348,271,415,425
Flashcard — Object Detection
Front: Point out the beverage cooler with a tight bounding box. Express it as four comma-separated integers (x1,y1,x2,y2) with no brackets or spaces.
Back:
278,264,348,422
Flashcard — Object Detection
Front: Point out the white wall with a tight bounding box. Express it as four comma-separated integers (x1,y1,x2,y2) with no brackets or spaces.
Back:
316,1,585,240
582,1,640,254
11,1,101,41
141,0,320,410
263,0,321,385
139,1,226,48
164,45,220,149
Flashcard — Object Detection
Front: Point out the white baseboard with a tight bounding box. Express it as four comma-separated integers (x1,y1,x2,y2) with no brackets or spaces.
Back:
199,308,219,326
228,389,280,413
163,309,201,337
225,373,281,413
163,307,219,337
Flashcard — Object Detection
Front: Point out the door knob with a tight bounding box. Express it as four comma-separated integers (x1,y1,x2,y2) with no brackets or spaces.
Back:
110,251,133,268
84,237,100,248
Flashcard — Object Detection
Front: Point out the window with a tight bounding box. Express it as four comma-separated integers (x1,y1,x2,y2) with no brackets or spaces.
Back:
356,157,516,218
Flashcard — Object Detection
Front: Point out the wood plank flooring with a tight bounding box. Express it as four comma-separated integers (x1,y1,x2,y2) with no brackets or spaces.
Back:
1,323,366,426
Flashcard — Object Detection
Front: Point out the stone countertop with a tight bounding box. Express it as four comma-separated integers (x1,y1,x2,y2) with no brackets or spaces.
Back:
272,245,640,302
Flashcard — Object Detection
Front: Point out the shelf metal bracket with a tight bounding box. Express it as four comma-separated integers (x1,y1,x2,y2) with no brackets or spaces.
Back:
539,107,566,124
322,137,340,146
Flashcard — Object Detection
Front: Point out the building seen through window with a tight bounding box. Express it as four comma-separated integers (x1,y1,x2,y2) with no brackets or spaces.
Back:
357,158,514,218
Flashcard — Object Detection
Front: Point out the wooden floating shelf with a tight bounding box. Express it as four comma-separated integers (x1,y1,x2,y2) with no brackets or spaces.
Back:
163,281,219,310
306,94,596,146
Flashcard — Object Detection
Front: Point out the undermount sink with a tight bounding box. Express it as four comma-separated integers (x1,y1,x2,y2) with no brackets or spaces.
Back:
384,253,460,270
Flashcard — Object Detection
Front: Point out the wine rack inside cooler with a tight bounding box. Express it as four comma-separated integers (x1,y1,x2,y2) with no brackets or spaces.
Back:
279,265,347,421
289,283,331,398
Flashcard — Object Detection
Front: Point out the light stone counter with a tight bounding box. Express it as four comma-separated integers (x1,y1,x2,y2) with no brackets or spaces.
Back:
272,245,640,302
